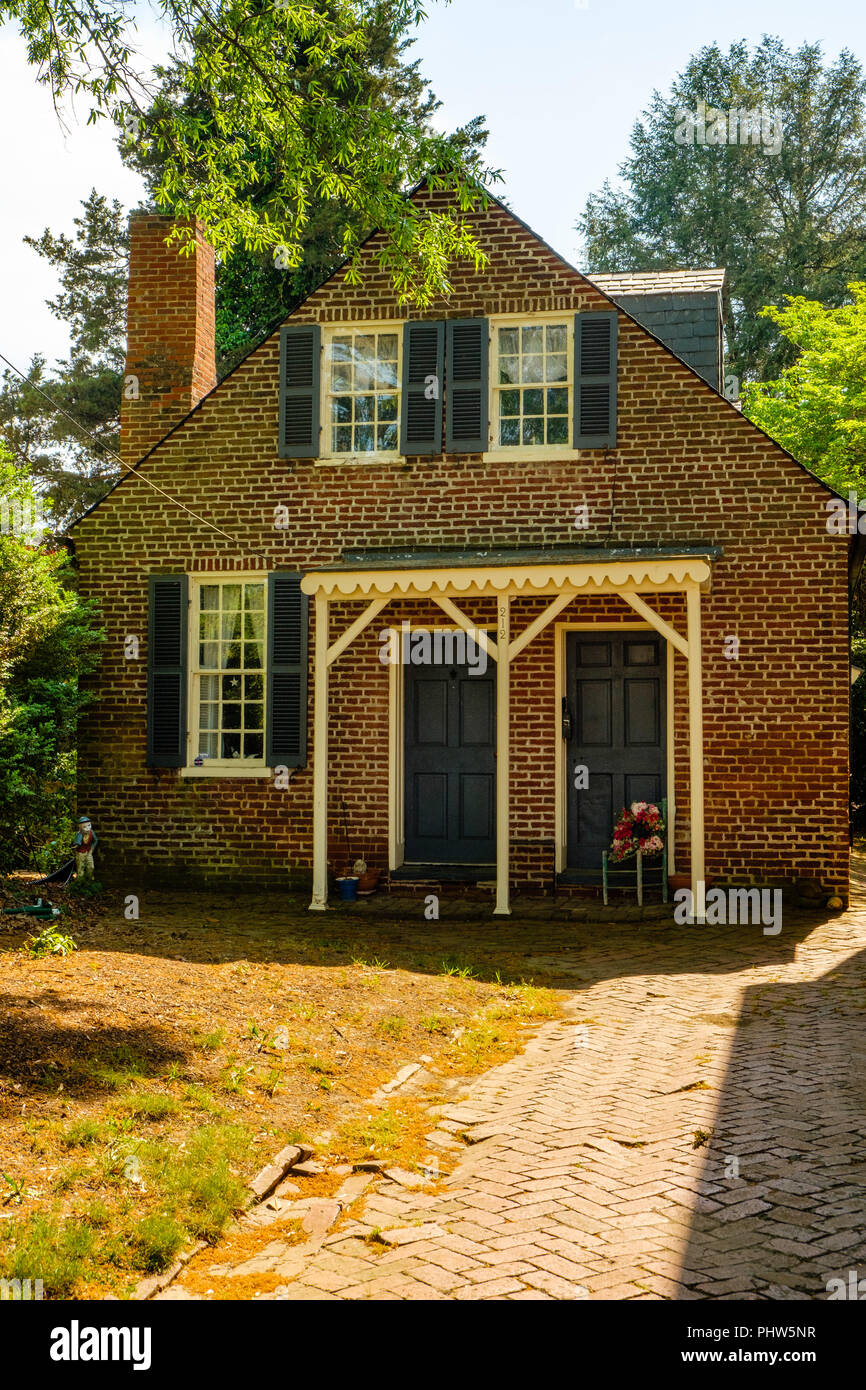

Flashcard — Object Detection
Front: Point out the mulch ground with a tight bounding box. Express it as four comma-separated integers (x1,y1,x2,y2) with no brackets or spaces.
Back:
0,878,577,1295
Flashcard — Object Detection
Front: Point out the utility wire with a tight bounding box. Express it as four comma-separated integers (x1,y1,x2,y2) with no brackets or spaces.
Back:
0,350,264,552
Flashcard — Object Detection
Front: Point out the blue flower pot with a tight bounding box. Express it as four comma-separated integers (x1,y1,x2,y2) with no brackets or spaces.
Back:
336,876,359,902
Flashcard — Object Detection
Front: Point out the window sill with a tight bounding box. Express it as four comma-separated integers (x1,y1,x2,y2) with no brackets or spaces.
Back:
315,452,402,468
482,446,578,464
181,766,273,779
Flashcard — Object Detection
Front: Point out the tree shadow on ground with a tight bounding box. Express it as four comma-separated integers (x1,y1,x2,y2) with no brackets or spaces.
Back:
33,884,835,994
0,1002,189,1100
676,942,866,1299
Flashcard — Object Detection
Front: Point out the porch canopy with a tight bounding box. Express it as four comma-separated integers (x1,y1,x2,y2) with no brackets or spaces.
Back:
300,545,719,917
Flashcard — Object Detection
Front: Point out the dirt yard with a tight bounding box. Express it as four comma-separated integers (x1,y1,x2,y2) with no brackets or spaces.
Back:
0,880,568,1298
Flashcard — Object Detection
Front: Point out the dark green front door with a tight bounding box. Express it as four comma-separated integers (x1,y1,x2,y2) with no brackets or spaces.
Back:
565,631,666,873
404,659,496,864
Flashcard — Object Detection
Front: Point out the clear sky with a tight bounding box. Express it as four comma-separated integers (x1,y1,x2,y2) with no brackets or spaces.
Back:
1,0,865,374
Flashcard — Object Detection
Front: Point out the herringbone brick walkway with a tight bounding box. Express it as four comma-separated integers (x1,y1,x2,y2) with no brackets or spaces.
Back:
166,884,866,1301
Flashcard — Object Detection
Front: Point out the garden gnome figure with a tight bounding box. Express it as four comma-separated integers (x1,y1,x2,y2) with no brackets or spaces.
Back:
74,816,98,879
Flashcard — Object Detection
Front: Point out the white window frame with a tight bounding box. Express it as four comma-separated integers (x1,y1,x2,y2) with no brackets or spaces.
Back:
182,572,271,777
483,312,575,462
318,320,404,465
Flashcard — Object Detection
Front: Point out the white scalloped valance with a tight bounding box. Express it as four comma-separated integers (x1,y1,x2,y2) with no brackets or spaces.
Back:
300,556,712,600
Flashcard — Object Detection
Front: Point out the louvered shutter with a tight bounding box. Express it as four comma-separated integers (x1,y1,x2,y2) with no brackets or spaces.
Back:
279,325,321,458
400,321,444,455
147,575,188,767
266,573,309,766
574,311,618,448
446,319,489,452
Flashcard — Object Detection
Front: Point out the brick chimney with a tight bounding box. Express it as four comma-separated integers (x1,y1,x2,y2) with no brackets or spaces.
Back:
121,213,217,461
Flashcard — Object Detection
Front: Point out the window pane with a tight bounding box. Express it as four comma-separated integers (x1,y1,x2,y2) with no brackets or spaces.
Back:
199,732,218,758
333,425,352,452
376,359,398,389
547,387,569,413
245,584,264,609
224,642,241,669
331,361,351,392
523,354,543,383
223,702,242,729
200,585,219,611
331,335,352,361
200,674,219,702
222,732,241,759
523,417,544,445
378,333,398,360
199,612,219,640
244,609,265,641
499,390,520,416
547,353,568,382
221,584,241,610
546,324,567,353
522,326,543,353
245,642,263,669
221,611,241,641
199,642,218,668
499,356,519,384
222,674,242,700
498,327,519,355
355,394,374,422
200,703,218,730
355,424,375,452
378,393,397,421
354,335,375,390
244,733,264,759
244,675,264,700
524,388,544,415
499,417,520,445
331,396,352,423
547,415,569,444
245,702,264,730
377,422,398,450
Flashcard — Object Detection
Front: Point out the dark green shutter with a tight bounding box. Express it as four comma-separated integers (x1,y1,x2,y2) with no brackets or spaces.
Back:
446,318,489,452
574,311,617,448
146,574,188,767
266,573,309,766
279,325,321,458
400,321,444,455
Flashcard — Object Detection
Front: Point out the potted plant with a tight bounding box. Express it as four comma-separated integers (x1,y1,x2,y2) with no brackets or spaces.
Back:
354,857,381,895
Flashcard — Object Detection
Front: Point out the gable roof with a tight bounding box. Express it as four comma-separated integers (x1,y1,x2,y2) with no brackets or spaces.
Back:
69,181,843,530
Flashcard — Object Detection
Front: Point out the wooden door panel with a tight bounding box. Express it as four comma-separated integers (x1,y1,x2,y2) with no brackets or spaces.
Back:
404,658,496,863
566,632,666,872
624,678,661,746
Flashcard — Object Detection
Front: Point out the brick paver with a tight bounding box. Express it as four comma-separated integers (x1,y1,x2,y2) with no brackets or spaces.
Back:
168,885,866,1300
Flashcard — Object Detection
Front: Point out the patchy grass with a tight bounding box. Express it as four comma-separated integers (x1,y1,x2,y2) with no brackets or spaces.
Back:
0,882,572,1297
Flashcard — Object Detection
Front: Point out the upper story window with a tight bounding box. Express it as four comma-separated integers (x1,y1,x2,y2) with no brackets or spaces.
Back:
279,311,615,462
195,580,266,763
327,329,400,454
494,323,571,446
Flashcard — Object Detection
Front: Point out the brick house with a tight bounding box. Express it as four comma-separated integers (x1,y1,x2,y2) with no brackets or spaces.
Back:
70,186,855,913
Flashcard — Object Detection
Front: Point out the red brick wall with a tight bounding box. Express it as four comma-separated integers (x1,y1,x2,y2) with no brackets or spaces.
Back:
73,192,851,898
121,214,216,462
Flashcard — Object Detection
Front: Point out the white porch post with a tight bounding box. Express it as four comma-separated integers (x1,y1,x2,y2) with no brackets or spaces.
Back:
310,591,329,910
494,594,511,916
686,583,706,920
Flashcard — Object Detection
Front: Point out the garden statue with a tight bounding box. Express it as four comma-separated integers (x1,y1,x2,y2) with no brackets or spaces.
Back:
74,816,98,879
